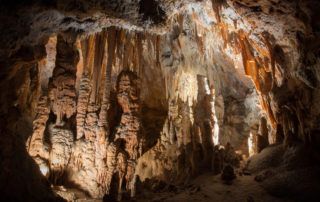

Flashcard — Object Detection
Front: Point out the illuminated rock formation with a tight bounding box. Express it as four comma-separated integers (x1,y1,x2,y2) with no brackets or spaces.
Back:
114,70,141,197
27,95,50,176
49,124,74,183
48,34,79,125
257,117,270,153
0,0,320,201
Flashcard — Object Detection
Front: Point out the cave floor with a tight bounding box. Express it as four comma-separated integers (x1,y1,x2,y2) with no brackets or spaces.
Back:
61,172,293,202
133,173,291,202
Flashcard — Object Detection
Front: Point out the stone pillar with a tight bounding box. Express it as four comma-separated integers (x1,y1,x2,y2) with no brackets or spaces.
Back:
114,70,141,198
48,34,79,125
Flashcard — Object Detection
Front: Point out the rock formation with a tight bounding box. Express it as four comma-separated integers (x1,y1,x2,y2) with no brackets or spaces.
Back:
0,0,319,201
49,34,79,125
257,117,270,152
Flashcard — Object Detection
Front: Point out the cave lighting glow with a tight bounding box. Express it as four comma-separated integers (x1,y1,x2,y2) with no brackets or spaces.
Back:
248,132,255,157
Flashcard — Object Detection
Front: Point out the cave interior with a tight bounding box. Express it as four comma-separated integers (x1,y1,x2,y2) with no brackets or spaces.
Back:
0,0,320,201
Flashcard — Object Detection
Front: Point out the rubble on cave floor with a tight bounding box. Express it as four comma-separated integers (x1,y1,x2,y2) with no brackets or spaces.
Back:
132,145,320,202
53,143,320,202
53,172,284,202
133,174,287,202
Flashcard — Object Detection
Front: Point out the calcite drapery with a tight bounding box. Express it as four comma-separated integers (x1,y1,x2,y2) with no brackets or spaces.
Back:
48,34,79,125
49,124,74,183
114,70,141,197
76,73,91,139
97,28,117,142
27,95,50,176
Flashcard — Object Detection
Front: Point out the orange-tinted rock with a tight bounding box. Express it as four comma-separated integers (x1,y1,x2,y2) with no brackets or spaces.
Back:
27,95,50,176
114,70,141,197
48,34,79,125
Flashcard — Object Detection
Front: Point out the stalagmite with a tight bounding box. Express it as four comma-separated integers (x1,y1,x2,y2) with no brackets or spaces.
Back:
27,95,50,176
105,142,117,195
76,73,91,139
248,132,256,157
212,145,224,174
115,70,141,197
257,117,269,153
259,117,269,142
49,124,74,184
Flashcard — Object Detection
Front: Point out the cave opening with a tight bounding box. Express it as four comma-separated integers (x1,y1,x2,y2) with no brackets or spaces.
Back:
0,0,320,201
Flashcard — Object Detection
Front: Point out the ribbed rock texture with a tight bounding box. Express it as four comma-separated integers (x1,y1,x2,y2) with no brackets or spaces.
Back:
0,0,319,201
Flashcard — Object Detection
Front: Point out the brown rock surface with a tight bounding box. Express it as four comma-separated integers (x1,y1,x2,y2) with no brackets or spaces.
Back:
0,0,319,201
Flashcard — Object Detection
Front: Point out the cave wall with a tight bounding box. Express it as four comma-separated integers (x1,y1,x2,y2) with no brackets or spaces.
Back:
0,0,319,201
23,6,262,197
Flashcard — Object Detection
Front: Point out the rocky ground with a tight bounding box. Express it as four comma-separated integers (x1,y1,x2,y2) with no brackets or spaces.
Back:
56,172,290,202
54,143,320,202
134,173,289,202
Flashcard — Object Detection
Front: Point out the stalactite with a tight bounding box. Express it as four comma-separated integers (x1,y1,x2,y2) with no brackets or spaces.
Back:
92,31,107,104
219,22,229,48
40,36,57,92
43,33,79,183
81,35,96,76
259,66,273,94
48,34,79,125
238,31,277,129
98,27,117,141
238,33,261,92
123,31,132,70
262,33,276,88
260,95,276,128
66,31,113,198
177,14,184,33
211,0,223,23
76,39,84,93
119,29,127,71
131,36,138,73
135,33,143,77
89,33,107,104
195,24,205,56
